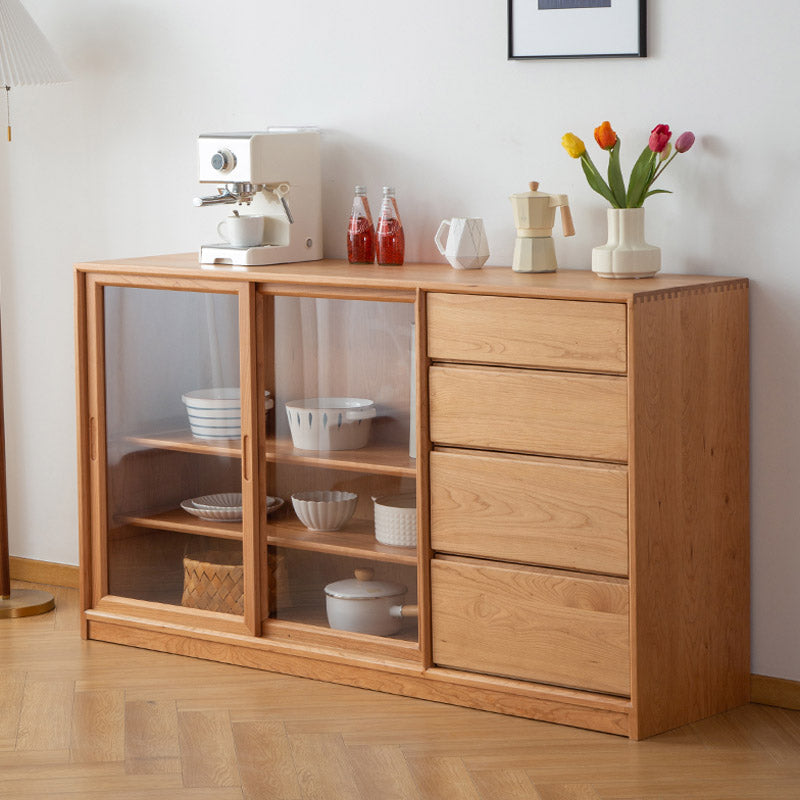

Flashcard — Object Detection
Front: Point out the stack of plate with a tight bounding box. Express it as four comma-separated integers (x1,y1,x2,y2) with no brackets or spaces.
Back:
182,388,274,440
181,493,243,521
181,493,284,522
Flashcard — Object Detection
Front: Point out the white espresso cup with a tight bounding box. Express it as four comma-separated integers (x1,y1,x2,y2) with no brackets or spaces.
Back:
217,215,265,248
434,217,489,270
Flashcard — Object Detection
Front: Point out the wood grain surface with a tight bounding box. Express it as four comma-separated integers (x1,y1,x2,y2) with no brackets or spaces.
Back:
5,580,798,799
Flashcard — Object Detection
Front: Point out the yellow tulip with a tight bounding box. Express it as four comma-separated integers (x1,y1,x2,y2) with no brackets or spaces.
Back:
561,132,586,159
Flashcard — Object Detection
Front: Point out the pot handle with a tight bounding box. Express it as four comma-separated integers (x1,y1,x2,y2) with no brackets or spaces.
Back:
345,406,377,422
434,220,450,255
390,604,419,619
560,204,575,237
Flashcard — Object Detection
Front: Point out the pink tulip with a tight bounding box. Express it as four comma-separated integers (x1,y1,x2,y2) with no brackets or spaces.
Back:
649,124,672,153
675,131,695,153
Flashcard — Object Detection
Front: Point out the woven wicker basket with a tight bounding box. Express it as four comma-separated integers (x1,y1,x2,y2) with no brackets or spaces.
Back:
181,551,244,615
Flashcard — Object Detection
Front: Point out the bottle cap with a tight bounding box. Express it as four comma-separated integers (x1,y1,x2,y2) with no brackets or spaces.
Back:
382,186,396,196
354,185,367,195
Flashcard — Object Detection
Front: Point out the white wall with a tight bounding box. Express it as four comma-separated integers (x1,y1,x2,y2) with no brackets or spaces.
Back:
2,0,797,681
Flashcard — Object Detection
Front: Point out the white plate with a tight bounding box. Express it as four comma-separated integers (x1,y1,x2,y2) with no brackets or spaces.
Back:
266,496,284,515
181,499,242,522
192,492,243,511
181,494,284,522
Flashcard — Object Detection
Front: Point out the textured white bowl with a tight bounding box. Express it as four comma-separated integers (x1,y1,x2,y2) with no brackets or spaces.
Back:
291,490,358,531
373,493,417,547
285,398,376,451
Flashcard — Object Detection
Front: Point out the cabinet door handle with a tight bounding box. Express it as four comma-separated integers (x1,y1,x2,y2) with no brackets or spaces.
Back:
90,417,97,461
242,435,249,482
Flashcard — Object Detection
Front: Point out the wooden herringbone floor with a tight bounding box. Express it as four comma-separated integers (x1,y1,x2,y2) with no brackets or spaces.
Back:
2,581,800,799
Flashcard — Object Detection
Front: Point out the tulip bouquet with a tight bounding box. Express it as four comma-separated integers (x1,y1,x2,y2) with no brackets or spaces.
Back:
562,123,695,209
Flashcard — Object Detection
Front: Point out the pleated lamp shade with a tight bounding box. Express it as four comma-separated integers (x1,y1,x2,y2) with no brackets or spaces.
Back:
0,0,70,86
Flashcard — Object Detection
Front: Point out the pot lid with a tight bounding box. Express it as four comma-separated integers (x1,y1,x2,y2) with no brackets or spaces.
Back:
324,568,406,600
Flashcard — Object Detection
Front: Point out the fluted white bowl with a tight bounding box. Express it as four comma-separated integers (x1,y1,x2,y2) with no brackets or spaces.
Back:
291,490,358,532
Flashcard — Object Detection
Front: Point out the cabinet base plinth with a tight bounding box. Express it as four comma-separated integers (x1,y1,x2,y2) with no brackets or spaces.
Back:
85,614,632,738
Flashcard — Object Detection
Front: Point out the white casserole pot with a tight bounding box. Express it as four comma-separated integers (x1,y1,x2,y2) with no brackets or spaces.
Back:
324,568,417,636
285,397,376,451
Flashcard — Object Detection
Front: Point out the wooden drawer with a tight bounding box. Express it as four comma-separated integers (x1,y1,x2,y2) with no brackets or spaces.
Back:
427,293,627,373
430,450,628,576
431,557,630,696
429,365,628,462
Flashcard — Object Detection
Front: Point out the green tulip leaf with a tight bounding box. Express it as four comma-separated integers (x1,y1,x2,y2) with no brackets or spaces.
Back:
607,140,627,209
626,146,657,208
581,154,617,207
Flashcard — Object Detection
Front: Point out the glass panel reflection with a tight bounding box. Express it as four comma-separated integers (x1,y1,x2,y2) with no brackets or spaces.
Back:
265,295,418,641
103,287,243,614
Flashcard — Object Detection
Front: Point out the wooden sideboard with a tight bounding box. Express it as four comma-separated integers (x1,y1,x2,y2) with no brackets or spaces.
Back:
75,256,749,739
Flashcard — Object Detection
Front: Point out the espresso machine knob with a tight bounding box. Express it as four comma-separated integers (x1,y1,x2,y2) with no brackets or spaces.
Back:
210,148,236,173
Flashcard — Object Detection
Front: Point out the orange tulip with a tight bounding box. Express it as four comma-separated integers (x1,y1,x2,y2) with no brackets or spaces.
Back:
594,121,617,151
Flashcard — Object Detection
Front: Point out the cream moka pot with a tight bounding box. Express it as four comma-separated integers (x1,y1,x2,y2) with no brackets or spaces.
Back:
510,181,575,272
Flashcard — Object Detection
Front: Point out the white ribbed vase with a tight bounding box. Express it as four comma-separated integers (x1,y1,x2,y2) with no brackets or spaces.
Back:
592,207,661,279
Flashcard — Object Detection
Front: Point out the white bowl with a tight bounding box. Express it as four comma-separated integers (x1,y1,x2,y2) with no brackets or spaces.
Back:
291,490,358,531
373,493,417,547
182,388,273,440
285,398,376,451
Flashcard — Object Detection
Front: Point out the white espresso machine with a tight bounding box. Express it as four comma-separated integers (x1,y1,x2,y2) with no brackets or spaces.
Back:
193,128,323,266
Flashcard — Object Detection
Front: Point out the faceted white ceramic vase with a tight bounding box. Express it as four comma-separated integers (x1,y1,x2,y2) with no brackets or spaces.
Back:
592,207,661,279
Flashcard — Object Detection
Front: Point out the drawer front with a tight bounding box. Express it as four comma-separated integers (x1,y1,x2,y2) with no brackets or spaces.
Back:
429,365,628,462
430,450,628,576
427,293,627,373
431,557,630,696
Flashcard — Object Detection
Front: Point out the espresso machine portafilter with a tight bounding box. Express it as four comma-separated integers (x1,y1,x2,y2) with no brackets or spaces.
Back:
194,129,323,266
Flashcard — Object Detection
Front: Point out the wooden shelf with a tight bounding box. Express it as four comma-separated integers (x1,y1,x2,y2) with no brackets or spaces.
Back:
267,517,417,565
266,437,416,476
120,431,415,477
116,508,417,564
119,508,244,541
123,429,242,457
270,603,419,644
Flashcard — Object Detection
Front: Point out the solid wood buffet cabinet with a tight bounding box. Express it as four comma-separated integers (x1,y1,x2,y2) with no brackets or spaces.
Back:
75,256,749,739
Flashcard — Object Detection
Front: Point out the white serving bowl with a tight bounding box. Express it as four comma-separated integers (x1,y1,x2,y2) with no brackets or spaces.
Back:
291,490,358,531
182,388,273,440
285,397,376,451
373,493,417,547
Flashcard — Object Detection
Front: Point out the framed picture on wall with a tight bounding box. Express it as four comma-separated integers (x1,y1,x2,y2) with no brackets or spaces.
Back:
508,0,646,59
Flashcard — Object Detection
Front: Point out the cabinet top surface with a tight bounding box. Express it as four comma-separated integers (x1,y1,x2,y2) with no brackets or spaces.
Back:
75,254,747,301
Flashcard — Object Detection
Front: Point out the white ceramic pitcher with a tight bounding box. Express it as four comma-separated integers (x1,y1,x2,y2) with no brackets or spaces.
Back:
434,217,489,270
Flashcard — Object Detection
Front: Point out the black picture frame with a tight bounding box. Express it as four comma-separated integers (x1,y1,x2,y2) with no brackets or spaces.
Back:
508,0,647,60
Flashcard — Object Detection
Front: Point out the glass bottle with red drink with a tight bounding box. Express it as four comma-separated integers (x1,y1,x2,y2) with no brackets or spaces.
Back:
346,185,375,264
376,186,405,266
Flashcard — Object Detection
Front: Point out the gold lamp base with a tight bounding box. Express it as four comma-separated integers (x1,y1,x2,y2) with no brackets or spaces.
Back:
0,588,55,618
